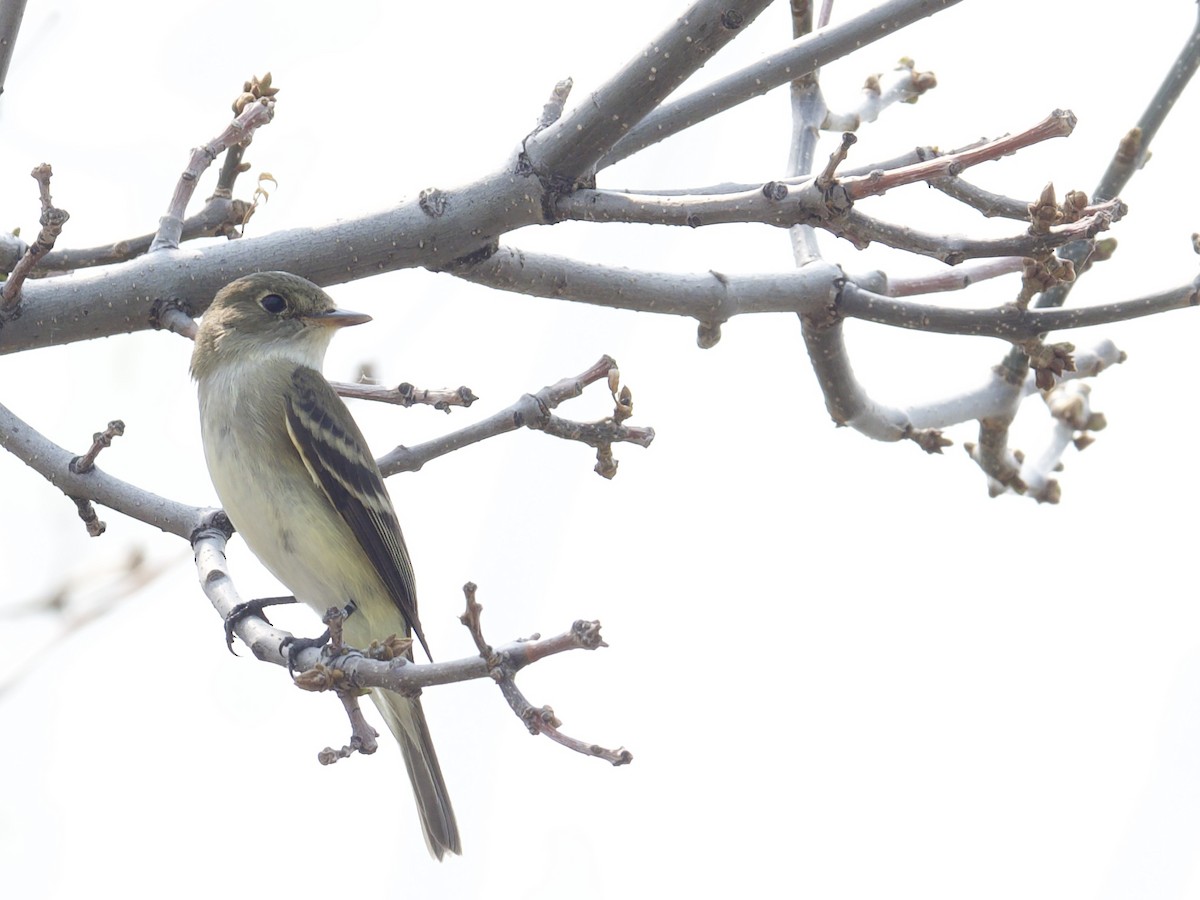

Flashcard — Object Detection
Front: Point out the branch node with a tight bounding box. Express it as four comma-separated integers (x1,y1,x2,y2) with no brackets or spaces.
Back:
190,508,235,546
762,181,789,201
419,188,449,218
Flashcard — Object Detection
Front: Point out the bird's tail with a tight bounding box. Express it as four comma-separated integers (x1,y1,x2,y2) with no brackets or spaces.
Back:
371,689,461,860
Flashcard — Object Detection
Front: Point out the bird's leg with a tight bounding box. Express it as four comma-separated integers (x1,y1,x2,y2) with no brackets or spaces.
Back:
224,594,297,653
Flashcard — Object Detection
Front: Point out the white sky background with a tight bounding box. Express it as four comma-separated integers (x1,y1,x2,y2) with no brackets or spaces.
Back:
1,1,1199,897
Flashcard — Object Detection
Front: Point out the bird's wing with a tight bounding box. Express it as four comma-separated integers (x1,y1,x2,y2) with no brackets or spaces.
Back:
283,365,430,659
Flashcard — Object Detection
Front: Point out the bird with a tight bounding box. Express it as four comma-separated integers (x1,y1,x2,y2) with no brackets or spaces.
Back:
191,271,460,859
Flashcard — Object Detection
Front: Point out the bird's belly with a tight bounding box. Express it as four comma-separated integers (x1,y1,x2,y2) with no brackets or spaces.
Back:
203,427,394,645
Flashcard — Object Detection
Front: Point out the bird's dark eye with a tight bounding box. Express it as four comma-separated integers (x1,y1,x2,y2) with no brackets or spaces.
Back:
259,293,287,314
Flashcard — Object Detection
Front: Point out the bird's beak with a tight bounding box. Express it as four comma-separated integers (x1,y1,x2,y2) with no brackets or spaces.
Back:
302,308,373,328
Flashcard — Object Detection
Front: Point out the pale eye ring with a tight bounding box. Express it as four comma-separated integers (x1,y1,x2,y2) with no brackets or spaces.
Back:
260,293,287,314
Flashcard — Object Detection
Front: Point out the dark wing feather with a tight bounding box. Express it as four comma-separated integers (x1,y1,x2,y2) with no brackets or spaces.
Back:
283,366,430,659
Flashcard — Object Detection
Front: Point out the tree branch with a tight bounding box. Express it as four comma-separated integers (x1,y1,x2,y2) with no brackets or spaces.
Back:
0,160,539,354
331,380,479,412
1,164,70,313
0,0,27,98
1036,5,1200,312
523,0,773,181
840,109,1076,202
833,199,1123,264
377,356,654,477
881,258,1027,296
0,399,206,539
35,198,252,273
837,277,1200,340
149,78,277,253
601,0,966,168
194,516,628,764
453,246,844,334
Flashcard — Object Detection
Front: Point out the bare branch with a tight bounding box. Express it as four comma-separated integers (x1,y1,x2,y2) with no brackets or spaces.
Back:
377,356,654,476
1,164,70,312
800,316,913,441
931,177,1034,221
0,0,27,98
834,199,1124,265
36,198,252,273
195,519,626,761
822,60,938,132
601,0,966,168
1037,8,1200,312
802,312,1125,447
150,301,198,340
456,246,840,323
556,185,1123,264
970,395,1026,496
0,399,206,539
1095,9,1200,203
331,380,479,412
882,258,1027,297
840,110,1076,201
524,0,773,181
531,77,574,134
69,420,126,475
149,79,277,253
458,583,631,766
838,277,1200,340
786,57,825,265
0,160,544,355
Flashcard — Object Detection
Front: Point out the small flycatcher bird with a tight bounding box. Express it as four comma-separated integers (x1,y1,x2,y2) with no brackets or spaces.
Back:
191,271,460,859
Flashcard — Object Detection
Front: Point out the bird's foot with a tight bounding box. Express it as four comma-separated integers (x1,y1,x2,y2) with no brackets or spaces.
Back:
281,629,331,676
225,595,298,653
281,601,358,675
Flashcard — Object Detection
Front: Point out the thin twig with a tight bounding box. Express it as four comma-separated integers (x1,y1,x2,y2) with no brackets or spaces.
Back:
883,258,1027,296
822,61,938,132
0,399,205,539
838,277,1200,341
69,420,126,474
36,199,252,273
840,110,1077,201
931,177,1033,220
331,381,479,412
1,164,70,311
149,81,276,253
1036,7,1200,312
377,356,654,476
458,583,631,766
834,200,1123,264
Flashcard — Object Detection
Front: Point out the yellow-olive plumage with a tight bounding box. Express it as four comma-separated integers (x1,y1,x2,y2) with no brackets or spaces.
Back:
192,272,459,859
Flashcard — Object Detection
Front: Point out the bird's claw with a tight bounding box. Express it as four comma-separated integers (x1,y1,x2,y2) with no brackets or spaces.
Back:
281,629,332,676
224,595,298,654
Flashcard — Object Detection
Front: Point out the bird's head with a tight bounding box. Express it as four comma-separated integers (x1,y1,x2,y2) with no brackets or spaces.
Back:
191,272,371,380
